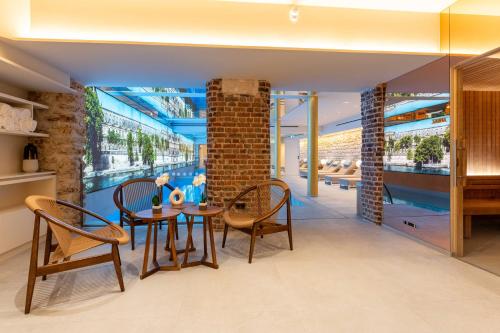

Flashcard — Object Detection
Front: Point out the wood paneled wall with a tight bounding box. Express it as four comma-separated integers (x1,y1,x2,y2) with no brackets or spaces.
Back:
464,91,500,176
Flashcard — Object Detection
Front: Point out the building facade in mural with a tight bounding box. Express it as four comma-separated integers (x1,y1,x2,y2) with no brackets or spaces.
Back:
384,98,450,175
83,87,195,193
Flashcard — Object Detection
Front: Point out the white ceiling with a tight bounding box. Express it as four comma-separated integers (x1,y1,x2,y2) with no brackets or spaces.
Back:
8,40,440,92
281,92,359,126
278,92,360,137
220,0,457,13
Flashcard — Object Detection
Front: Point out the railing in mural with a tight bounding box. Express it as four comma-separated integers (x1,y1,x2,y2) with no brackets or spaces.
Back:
83,160,201,194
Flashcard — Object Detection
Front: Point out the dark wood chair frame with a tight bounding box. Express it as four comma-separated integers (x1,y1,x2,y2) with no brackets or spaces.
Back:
113,178,179,250
26,200,125,314
221,178,293,263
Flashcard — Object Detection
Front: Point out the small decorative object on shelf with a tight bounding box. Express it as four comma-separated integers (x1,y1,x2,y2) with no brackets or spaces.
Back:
22,143,39,173
193,174,207,210
152,173,169,213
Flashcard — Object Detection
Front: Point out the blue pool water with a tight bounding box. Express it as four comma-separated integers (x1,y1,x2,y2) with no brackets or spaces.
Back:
384,184,450,213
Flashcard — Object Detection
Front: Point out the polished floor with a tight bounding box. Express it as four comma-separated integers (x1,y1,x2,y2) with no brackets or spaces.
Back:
2,177,500,332
462,218,500,276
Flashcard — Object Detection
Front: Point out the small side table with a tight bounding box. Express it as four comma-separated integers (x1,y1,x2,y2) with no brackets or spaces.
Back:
135,207,182,279
181,206,223,269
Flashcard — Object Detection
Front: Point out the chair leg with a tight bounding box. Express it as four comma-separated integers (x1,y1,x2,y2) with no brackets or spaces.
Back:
130,224,135,251
222,223,229,248
112,244,125,292
175,221,179,240
42,228,52,281
25,216,41,314
287,200,293,251
249,224,257,264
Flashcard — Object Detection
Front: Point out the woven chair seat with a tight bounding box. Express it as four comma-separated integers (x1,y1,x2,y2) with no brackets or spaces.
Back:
52,225,129,261
223,211,256,228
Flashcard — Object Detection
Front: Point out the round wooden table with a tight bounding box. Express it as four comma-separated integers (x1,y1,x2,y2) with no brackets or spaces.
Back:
135,207,181,279
181,206,223,269
163,202,197,254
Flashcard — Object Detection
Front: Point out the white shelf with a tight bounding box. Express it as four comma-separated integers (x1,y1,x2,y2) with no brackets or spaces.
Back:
0,171,56,186
0,129,49,138
0,91,48,110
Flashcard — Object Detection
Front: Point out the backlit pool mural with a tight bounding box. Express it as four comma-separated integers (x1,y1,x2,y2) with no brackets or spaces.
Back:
384,95,450,175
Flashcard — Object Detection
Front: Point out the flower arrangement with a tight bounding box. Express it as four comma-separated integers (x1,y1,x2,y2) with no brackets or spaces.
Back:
152,173,169,213
193,174,207,210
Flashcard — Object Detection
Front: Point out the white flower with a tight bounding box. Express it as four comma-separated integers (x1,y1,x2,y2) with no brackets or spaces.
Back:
155,173,170,187
197,174,206,184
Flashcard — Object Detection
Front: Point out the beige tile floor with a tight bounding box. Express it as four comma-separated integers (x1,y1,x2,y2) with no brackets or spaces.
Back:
1,177,500,332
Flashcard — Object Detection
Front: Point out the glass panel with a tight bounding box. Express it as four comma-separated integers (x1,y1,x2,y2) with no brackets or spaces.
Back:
383,43,451,250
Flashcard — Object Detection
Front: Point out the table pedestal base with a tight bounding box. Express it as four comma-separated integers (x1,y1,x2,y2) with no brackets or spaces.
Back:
141,219,180,280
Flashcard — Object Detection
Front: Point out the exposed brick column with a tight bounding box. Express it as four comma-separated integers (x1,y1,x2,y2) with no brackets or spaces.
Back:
360,83,386,224
206,79,271,229
29,81,86,225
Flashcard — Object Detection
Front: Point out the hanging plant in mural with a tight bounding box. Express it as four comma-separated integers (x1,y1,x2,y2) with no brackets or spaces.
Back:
127,131,134,166
84,87,104,171
142,135,156,170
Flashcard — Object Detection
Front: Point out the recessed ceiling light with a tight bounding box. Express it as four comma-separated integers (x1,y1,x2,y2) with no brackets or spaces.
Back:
289,6,299,23
343,101,350,104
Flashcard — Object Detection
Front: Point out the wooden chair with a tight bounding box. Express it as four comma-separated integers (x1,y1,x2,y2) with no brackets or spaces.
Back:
113,178,177,250
222,179,293,263
24,195,129,314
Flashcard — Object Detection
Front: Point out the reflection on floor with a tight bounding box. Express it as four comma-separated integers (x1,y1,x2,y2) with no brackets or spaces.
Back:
2,177,500,331
384,204,450,251
462,218,500,276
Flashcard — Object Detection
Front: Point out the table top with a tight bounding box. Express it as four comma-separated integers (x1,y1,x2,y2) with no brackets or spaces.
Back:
135,207,182,221
165,202,196,210
182,205,223,217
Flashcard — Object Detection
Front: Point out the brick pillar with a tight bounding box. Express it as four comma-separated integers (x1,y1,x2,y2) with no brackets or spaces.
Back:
29,80,86,225
206,79,271,229
360,83,386,224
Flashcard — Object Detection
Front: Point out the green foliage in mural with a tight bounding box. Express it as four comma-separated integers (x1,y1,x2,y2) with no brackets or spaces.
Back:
414,135,444,167
399,135,413,150
127,131,134,166
137,127,143,152
406,149,414,161
84,87,104,170
413,135,421,144
107,129,122,145
142,135,156,169
442,127,450,152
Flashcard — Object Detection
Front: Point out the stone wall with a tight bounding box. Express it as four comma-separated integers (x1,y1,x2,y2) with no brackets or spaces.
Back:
206,79,271,229
360,84,386,224
299,128,361,163
29,81,86,225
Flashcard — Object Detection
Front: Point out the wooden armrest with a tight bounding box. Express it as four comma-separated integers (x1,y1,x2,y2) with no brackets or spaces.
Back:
37,210,119,245
56,199,115,226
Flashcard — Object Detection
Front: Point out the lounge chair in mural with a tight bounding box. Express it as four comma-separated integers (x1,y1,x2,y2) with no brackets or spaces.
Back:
318,160,341,180
324,160,359,185
299,160,338,178
338,176,362,189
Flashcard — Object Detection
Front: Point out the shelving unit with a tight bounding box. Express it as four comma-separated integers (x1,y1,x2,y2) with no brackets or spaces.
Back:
0,129,49,138
0,91,48,110
0,90,55,255
0,171,56,186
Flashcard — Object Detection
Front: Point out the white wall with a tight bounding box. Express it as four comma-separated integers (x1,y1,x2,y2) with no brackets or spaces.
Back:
284,137,300,176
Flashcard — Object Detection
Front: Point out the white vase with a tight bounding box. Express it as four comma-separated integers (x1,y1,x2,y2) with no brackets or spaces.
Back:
169,187,185,206
22,160,39,173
